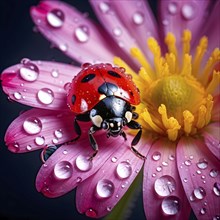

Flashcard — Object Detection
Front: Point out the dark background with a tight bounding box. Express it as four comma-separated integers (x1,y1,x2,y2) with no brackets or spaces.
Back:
0,1,196,220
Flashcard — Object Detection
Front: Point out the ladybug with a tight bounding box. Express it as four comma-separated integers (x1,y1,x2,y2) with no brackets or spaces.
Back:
66,63,144,159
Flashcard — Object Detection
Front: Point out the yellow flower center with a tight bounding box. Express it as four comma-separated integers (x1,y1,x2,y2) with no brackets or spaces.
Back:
114,30,220,141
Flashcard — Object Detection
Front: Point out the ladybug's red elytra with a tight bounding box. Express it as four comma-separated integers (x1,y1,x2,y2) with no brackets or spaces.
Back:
41,63,144,162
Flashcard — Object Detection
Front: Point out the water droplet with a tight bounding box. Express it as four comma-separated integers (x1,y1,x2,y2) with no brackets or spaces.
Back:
156,166,162,172
154,175,176,197
99,2,110,13
213,215,220,220
184,160,191,166
162,161,168,166
63,150,68,155
161,196,180,215
54,161,73,180
183,178,188,183
96,179,114,198
111,156,117,163
168,2,178,15
196,170,202,175
132,11,144,25
197,159,208,169
23,117,42,135
210,169,218,178
106,206,112,212
116,161,132,179
75,155,93,171
51,69,59,78
13,92,22,100
76,177,82,183
37,88,54,105
112,27,122,37
213,182,220,196
85,208,97,218
19,62,39,82
8,142,20,153
169,155,175,161
54,129,63,139
74,25,89,43
152,151,161,161
200,207,206,215
152,173,156,177
162,19,169,26
193,187,206,200
181,3,195,20
26,145,32,151
35,136,45,146
52,138,58,144
46,9,64,28
58,44,67,52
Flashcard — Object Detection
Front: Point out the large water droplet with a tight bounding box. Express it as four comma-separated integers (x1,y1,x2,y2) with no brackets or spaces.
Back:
193,186,206,200
152,151,161,161
19,62,39,82
8,142,20,153
99,2,110,13
210,169,218,178
35,136,45,146
154,175,176,197
161,196,180,215
37,88,54,105
168,2,178,15
197,159,208,169
116,161,132,179
181,3,195,20
23,117,42,135
46,9,64,28
54,161,73,180
74,25,89,43
96,179,114,198
85,208,97,218
75,155,93,171
132,11,144,25
213,182,220,196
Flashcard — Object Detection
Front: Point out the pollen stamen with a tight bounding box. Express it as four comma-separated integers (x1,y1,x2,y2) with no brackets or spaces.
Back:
165,53,176,75
206,70,220,94
165,33,178,65
196,105,207,129
180,54,192,76
182,30,191,55
205,95,213,125
183,110,194,135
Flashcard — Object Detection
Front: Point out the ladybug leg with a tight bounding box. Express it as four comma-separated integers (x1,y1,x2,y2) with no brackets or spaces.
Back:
126,120,146,159
88,125,100,159
132,112,139,119
121,130,127,141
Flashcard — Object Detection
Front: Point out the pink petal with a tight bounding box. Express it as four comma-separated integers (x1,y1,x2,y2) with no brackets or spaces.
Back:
159,0,212,51
1,60,80,110
30,1,117,64
177,137,220,220
90,0,159,64
36,133,150,201
4,108,84,153
202,122,220,160
143,138,191,220
76,137,152,218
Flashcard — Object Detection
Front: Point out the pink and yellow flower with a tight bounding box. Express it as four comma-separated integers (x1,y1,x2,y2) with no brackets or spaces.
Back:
1,1,219,219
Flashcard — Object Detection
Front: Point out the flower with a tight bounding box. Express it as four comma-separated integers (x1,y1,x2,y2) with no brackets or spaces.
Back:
1,0,220,220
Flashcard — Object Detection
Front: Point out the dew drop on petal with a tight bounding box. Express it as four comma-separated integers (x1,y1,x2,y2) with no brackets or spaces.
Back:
75,155,93,171
111,156,117,163
99,2,110,13
59,43,68,52
200,207,206,215
168,2,178,15
51,69,59,78
19,62,39,82
35,136,45,146
63,149,68,155
74,25,89,43
213,215,220,220
96,179,115,198
156,166,162,172
169,154,175,161
132,11,144,25
13,92,22,100
112,27,122,37
161,196,180,215
181,3,195,20
116,161,132,179
193,187,206,200
213,182,220,196
46,9,64,28
54,129,63,139
85,208,97,218
23,117,42,135
54,161,73,180
197,159,208,170
26,145,32,151
106,206,112,212
154,175,176,197
37,88,54,105
8,142,20,153
183,178,188,183
152,151,161,161
210,169,218,178
76,177,82,183
184,159,192,166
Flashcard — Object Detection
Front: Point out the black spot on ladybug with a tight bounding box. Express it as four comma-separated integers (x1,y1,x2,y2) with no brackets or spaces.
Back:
71,95,76,105
98,82,118,96
130,91,134,96
107,71,121,78
81,73,96,83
